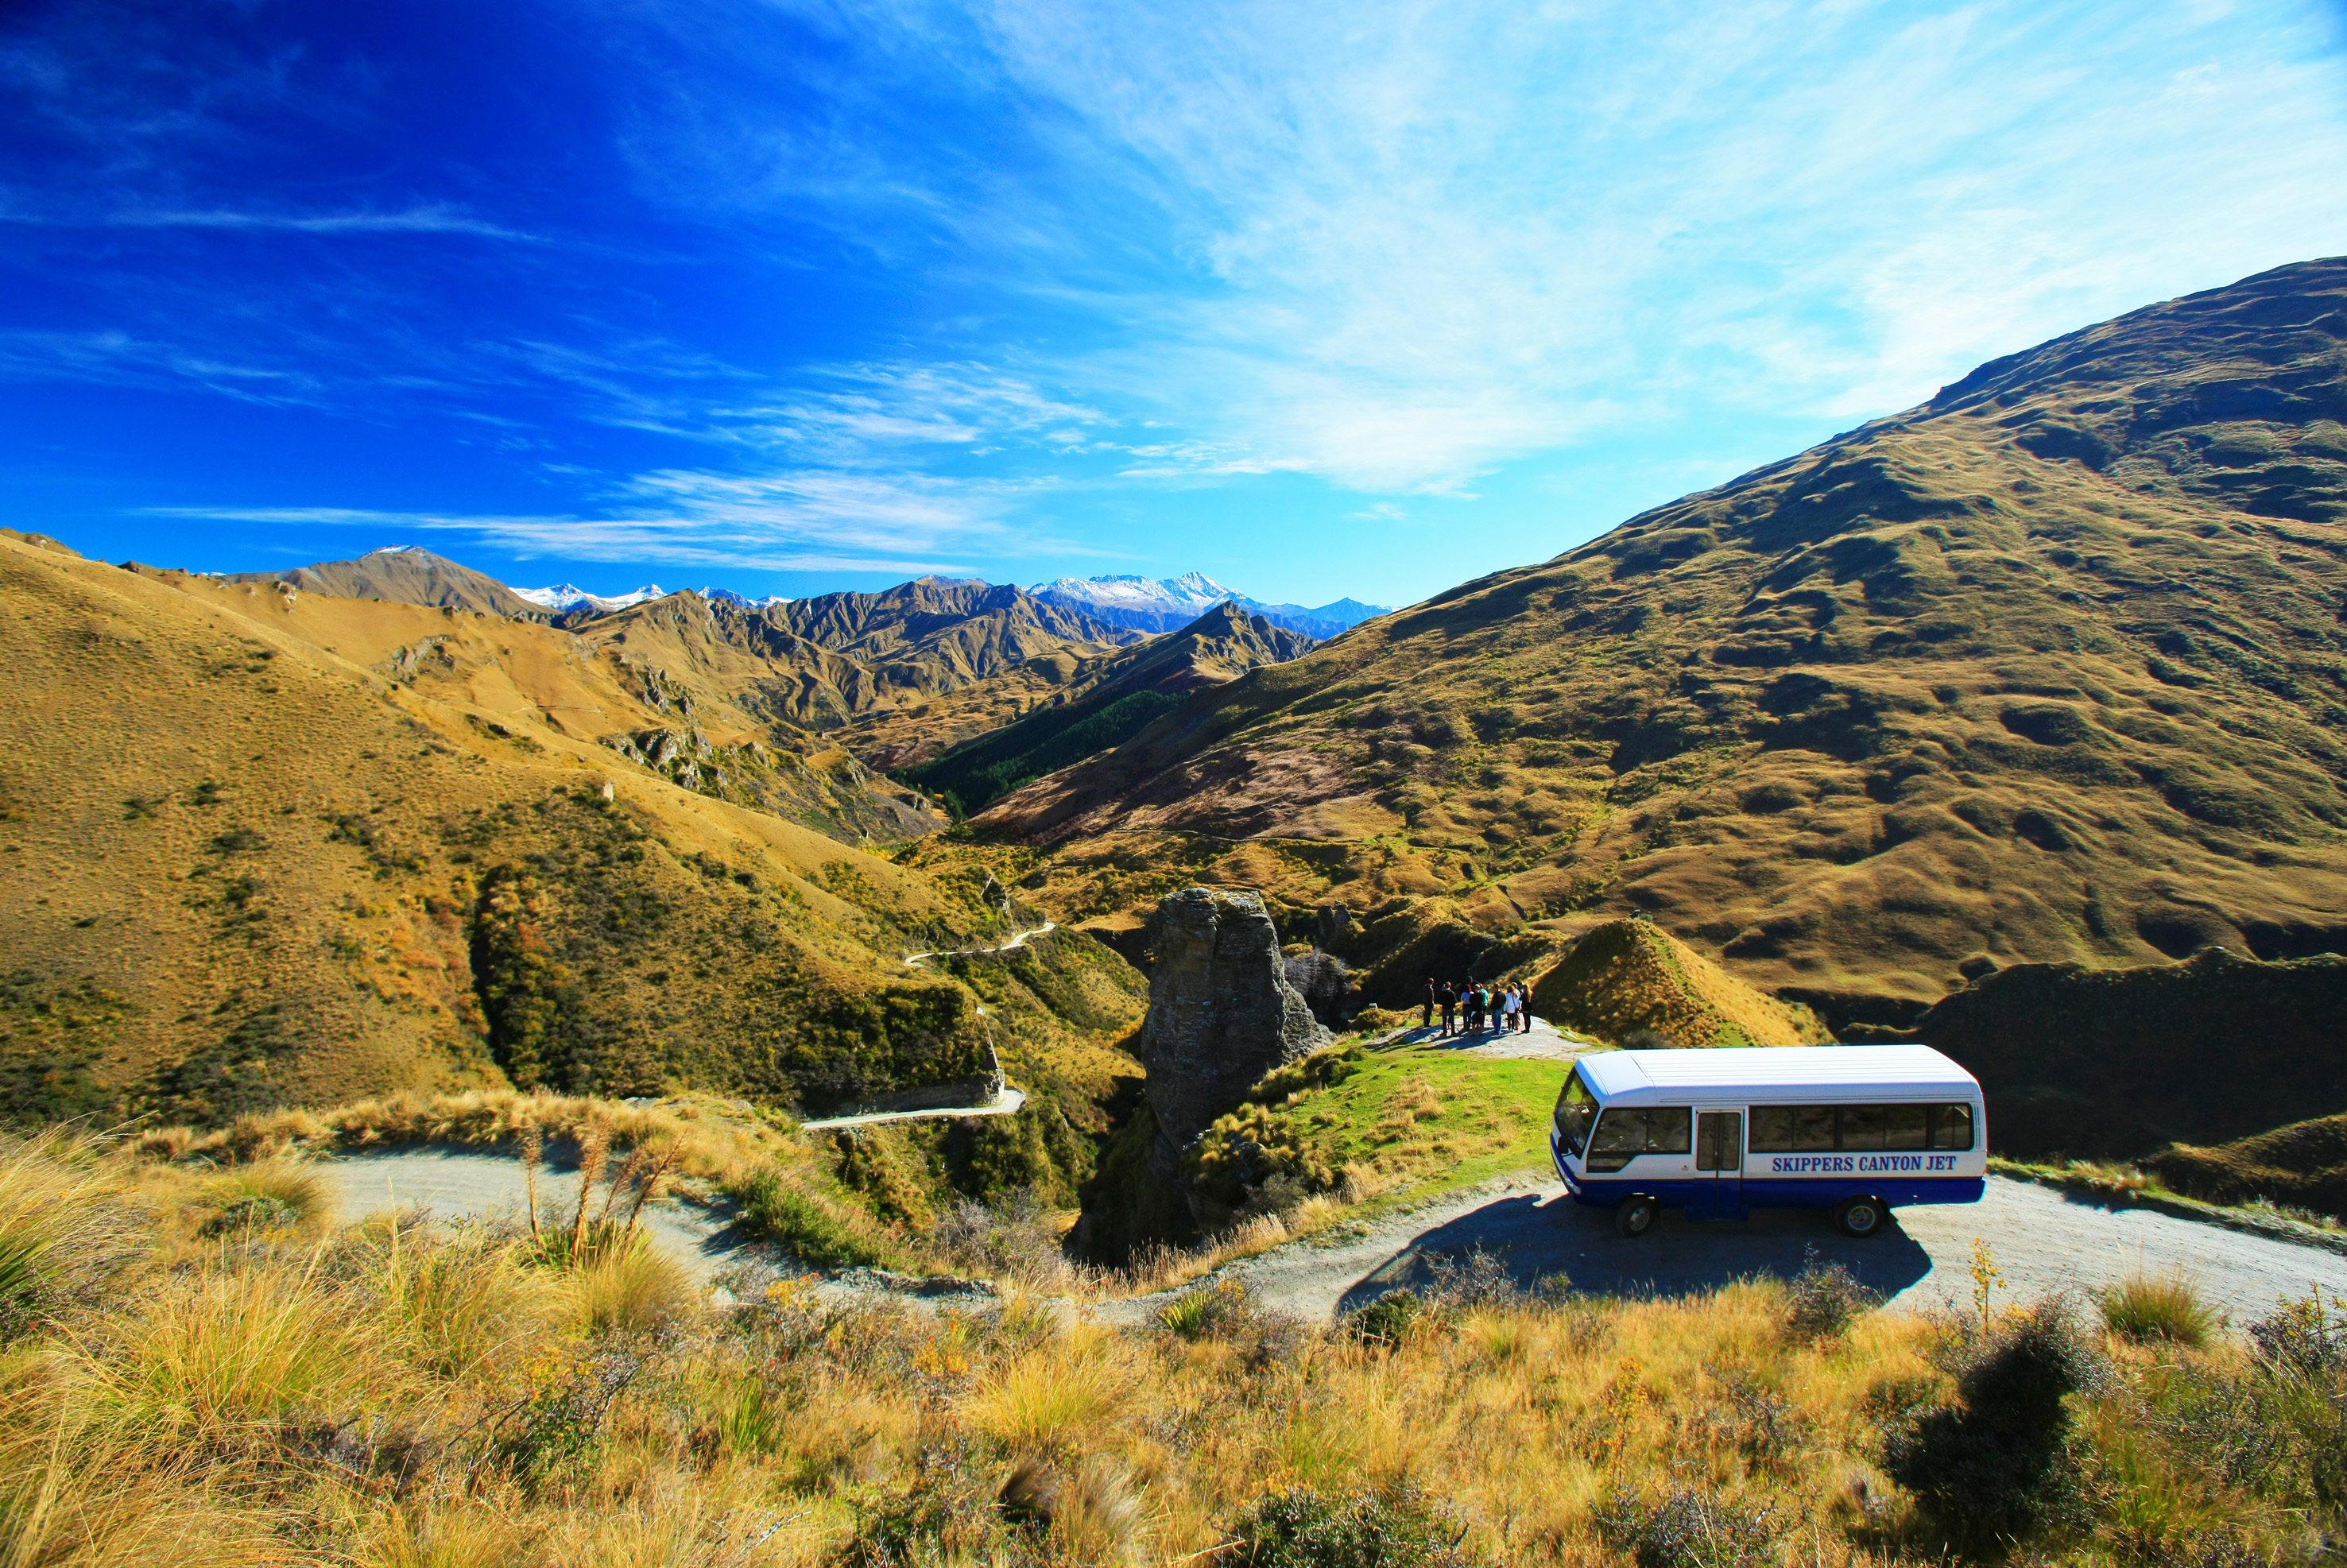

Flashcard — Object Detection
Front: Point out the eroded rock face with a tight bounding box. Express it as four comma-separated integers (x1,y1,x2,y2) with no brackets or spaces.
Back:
1136,887,1330,1179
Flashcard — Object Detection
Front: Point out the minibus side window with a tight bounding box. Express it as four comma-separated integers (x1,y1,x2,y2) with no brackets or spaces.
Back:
1586,1107,1691,1171
1751,1105,1835,1152
1751,1103,1975,1152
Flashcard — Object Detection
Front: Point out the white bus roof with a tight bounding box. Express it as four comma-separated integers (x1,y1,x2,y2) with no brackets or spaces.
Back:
1574,1045,1980,1106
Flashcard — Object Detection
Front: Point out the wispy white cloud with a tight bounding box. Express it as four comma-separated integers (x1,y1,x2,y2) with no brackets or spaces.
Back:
0,201,536,239
930,0,2347,490
137,459,1046,574
0,327,328,405
728,364,1106,464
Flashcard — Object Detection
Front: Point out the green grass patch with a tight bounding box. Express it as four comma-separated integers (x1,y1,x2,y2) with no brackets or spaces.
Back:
731,1169,897,1270
1283,1041,1570,1205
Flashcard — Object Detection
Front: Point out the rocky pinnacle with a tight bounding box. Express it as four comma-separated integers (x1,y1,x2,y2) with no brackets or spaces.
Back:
1135,887,1331,1184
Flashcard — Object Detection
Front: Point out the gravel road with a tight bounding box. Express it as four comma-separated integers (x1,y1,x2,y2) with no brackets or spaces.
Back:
801,1086,1028,1132
326,1150,2347,1326
325,1148,746,1283
901,921,1056,969
1199,1173,2347,1324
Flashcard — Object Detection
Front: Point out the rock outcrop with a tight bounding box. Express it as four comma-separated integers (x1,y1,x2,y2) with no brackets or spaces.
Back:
1133,888,1330,1183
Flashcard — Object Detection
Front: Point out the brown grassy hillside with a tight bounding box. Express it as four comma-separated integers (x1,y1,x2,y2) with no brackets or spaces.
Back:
969,257,2347,1013
0,532,1141,1125
892,606,1315,818
564,577,1133,734
1872,944,2347,1157
848,602,1312,772
128,565,947,846
218,544,545,618
1529,918,1830,1047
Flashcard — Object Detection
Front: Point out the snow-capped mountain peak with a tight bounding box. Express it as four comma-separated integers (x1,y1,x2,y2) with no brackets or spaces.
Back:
508,582,668,613
702,586,790,610
1028,572,1388,639
1027,572,1234,611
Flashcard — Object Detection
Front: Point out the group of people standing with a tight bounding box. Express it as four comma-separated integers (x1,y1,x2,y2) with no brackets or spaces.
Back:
1423,975,1532,1037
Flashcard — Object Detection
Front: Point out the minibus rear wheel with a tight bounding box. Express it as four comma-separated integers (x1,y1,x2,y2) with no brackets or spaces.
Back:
1614,1194,1660,1237
1833,1194,1885,1237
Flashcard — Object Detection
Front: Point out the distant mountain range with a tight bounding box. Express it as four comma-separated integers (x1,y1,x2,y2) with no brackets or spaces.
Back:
511,581,788,613
1027,572,1389,638
502,567,1388,639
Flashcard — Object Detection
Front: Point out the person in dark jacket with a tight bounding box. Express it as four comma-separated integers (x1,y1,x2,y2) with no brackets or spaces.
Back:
1423,976,1437,1031
1439,981,1456,1037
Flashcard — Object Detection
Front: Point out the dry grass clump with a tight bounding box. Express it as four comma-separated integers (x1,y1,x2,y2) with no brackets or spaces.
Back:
2100,1266,2221,1346
195,1156,331,1235
1106,1194,1362,1298
2055,1158,2155,1198
87,1252,398,1443
0,1128,145,1341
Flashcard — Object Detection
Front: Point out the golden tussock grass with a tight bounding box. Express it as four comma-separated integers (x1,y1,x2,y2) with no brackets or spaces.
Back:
0,1127,2327,1566
83,1250,405,1446
135,1086,792,1187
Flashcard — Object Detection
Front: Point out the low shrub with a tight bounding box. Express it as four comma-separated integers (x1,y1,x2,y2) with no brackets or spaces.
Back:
1230,1484,1471,1568
1346,1288,1429,1350
1159,1277,1256,1342
1784,1245,1880,1341
1425,1245,1550,1309
2100,1267,2220,1346
928,1192,1077,1291
1591,1485,1783,1568
835,1446,1015,1566
2249,1289,2347,1378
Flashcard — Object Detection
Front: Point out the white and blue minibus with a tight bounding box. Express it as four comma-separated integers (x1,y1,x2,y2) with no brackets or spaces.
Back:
1549,1045,1986,1237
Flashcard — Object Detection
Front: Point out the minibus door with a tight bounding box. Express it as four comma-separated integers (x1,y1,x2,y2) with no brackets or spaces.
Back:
1693,1109,1744,1221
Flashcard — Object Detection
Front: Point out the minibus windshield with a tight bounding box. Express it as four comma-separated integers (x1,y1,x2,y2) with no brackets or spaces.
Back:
1554,1068,1598,1157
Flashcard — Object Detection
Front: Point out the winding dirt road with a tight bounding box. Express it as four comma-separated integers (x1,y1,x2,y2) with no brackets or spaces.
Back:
901,921,1056,969
323,1142,2347,1329
1186,1172,2347,1325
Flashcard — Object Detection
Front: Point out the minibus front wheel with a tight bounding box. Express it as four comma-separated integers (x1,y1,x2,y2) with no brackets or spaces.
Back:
1833,1194,1886,1237
1614,1194,1660,1237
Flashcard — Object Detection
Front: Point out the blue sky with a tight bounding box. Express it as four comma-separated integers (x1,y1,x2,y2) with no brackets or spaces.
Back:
4,0,2346,610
